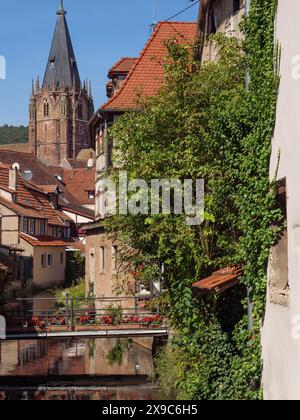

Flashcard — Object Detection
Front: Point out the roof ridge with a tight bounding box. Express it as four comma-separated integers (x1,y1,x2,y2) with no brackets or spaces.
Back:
159,20,198,24
101,22,197,111
101,22,164,110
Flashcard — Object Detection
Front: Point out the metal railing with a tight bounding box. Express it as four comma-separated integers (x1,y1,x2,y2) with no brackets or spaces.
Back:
0,296,163,330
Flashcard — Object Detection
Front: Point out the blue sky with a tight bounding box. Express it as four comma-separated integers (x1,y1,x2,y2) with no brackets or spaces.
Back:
0,0,199,126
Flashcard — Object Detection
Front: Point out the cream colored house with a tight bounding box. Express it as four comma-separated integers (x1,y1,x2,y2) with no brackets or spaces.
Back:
0,164,72,289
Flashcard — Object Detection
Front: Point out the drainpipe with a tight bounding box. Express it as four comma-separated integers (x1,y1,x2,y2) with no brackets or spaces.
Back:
244,0,254,331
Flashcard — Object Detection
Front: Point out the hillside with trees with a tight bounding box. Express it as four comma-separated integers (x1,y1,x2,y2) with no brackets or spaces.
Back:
0,125,28,145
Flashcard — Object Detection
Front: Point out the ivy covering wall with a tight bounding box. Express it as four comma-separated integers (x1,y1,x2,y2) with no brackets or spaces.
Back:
105,0,280,400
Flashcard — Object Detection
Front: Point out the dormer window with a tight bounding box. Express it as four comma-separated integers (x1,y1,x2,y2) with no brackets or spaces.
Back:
88,191,95,200
40,220,46,236
50,57,55,67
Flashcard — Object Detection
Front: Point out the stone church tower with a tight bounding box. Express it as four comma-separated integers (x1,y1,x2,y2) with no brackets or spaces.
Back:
29,1,94,166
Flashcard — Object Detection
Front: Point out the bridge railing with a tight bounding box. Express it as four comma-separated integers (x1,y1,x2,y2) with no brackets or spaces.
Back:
0,296,164,330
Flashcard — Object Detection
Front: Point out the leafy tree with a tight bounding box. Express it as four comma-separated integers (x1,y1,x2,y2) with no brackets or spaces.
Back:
104,0,280,400
0,125,28,145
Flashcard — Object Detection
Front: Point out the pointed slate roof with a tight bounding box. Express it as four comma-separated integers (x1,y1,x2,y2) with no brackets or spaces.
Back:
43,3,81,90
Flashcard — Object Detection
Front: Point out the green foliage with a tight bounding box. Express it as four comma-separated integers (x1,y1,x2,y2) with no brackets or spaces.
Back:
53,278,86,310
0,270,10,295
107,306,123,325
107,339,133,366
152,344,185,400
105,0,280,400
65,251,84,286
0,125,28,144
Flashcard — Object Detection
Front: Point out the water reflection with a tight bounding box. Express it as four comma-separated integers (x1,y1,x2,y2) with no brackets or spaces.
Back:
0,385,160,401
0,337,161,400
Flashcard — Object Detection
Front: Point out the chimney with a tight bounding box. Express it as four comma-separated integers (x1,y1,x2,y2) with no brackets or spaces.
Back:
87,158,94,169
9,163,19,191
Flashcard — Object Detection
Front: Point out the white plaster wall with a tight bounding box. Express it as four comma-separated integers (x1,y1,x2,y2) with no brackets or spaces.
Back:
62,210,93,224
262,0,300,400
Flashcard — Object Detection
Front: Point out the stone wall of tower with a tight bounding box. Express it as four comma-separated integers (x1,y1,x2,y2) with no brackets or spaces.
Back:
29,83,94,166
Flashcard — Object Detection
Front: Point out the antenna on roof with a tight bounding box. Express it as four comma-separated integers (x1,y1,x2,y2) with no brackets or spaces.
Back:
153,0,157,25
150,0,158,32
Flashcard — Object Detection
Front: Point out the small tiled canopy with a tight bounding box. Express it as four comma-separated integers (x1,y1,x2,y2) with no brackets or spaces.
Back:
193,267,243,294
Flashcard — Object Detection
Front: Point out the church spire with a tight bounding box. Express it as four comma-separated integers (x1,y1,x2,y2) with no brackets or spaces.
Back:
58,0,65,13
42,1,81,90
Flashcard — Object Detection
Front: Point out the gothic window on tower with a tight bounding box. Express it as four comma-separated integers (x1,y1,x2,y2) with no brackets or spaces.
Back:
44,101,49,117
208,4,217,35
78,104,83,120
56,120,60,138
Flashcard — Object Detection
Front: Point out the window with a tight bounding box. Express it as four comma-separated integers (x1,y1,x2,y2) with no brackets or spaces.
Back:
99,246,105,273
112,246,118,272
40,220,46,236
29,219,35,235
233,0,241,14
41,254,46,268
62,227,70,239
78,104,83,120
51,227,57,237
60,253,64,264
88,191,95,200
22,218,29,234
269,179,289,307
56,120,60,138
208,4,217,35
47,253,53,267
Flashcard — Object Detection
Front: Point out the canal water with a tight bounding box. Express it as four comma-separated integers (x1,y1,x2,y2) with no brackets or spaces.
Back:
0,337,162,400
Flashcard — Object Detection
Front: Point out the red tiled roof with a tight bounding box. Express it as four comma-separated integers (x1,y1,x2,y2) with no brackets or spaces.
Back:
101,22,197,111
0,168,71,226
0,150,58,185
108,57,137,77
62,168,95,205
0,151,94,221
61,205,95,220
0,144,32,154
35,185,59,194
193,267,243,294
66,241,86,254
0,196,44,219
20,234,68,247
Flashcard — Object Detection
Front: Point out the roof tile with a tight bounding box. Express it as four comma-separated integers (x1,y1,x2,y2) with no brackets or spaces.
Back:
101,22,197,111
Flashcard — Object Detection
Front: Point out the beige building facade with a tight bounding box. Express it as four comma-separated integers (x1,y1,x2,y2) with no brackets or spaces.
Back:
262,0,300,400
85,225,135,304
0,165,72,290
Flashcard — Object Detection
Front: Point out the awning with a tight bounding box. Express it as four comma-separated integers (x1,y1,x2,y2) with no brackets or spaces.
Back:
193,266,243,294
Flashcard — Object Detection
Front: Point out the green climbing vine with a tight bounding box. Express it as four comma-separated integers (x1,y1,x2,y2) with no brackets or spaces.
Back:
104,0,281,400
